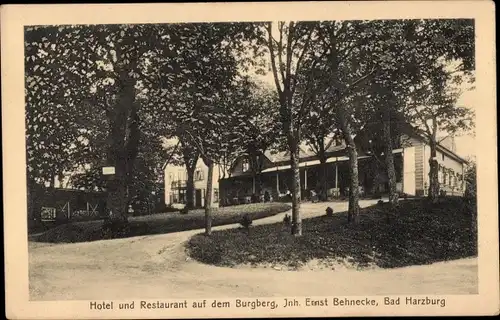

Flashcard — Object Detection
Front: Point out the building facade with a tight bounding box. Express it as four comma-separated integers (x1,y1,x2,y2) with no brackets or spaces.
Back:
406,135,467,197
217,134,467,204
163,133,467,207
164,158,220,209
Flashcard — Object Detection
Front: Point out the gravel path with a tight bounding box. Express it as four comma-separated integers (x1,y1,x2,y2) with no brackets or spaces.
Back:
29,200,478,300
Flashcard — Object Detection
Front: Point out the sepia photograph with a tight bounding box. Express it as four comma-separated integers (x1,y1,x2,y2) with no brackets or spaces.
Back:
3,2,498,319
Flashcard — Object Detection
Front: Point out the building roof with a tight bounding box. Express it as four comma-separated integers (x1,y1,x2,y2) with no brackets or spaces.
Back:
401,124,468,164
263,139,347,165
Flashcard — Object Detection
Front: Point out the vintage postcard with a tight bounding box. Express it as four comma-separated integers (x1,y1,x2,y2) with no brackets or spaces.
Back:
2,1,498,318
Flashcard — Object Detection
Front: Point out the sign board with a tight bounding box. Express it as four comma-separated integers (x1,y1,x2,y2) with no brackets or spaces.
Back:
40,207,57,221
102,166,115,175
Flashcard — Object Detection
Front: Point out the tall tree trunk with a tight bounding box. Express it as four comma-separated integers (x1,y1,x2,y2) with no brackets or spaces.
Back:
339,109,360,224
181,143,199,209
319,159,328,201
106,173,128,223
428,139,440,203
185,166,195,209
290,138,302,236
125,100,140,207
346,141,360,224
382,115,398,205
204,159,214,235
105,74,136,224
318,138,328,201
427,118,439,203
255,154,263,197
255,173,262,197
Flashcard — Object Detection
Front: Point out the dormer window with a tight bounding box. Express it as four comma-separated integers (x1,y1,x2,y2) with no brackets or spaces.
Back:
242,158,250,172
194,167,204,181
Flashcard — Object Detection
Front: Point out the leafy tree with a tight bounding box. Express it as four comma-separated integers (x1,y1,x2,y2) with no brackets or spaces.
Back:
301,19,474,216
232,78,281,196
305,20,384,223
142,22,264,234
25,26,94,189
264,21,318,235
398,19,475,203
25,24,230,226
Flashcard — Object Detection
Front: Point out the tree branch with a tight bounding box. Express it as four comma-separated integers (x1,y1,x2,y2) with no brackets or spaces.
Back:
277,22,286,84
347,66,376,89
266,22,283,96
161,140,180,170
294,28,314,84
183,129,208,161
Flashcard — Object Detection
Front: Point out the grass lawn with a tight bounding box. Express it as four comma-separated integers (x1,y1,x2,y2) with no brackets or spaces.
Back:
30,202,291,244
186,198,477,270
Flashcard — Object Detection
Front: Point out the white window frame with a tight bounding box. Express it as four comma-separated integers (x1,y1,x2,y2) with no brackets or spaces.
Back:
242,158,250,172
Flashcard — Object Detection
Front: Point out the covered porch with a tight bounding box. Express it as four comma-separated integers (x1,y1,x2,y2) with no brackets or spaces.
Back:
219,153,404,206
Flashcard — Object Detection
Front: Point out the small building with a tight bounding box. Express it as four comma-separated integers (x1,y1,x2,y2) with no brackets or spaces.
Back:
163,157,221,209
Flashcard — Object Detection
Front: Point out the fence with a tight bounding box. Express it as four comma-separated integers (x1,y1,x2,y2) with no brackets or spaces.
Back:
28,186,108,230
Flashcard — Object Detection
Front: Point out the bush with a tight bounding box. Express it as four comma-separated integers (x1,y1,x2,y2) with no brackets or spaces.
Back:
155,203,179,214
101,218,131,239
240,213,253,230
283,214,291,225
325,207,334,217
264,191,271,202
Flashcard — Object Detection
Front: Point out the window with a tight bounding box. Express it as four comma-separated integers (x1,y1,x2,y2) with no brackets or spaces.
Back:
442,153,445,161
172,190,186,204
178,189,186,204
242,158,250,172
168,173,173,182
214,188,219,203
194,168,204,181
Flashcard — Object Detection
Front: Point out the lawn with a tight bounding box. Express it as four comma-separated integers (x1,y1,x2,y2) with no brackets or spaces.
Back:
30,202,291,243
186,198,477,270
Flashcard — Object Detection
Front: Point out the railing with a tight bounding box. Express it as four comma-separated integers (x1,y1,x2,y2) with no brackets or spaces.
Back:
171,180,187,188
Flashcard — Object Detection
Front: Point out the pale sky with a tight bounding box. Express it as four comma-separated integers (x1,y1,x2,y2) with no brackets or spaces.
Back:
454,87,476,159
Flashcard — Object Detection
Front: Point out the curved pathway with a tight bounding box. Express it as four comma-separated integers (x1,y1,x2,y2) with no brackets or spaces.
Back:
29,200,478,300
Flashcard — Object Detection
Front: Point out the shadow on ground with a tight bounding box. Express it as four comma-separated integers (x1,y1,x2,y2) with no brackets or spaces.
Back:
187,197,477,269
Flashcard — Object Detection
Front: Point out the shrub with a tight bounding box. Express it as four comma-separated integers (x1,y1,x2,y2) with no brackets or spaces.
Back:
264,191,271,202
325,207,334,217
101,218,131,239
283,213,291,225
155,203,179,213
240,213,253,230
180,207,189,215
